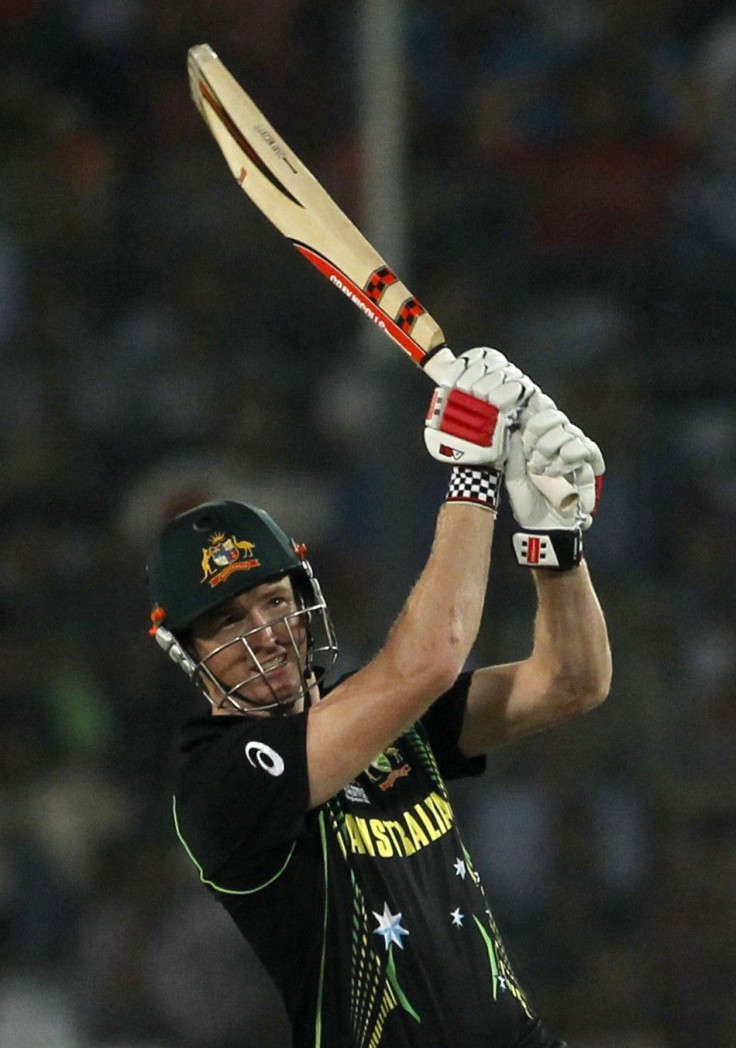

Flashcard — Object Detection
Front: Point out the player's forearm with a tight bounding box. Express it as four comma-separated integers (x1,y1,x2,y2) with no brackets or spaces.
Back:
384,501,495,694
530,561,611,710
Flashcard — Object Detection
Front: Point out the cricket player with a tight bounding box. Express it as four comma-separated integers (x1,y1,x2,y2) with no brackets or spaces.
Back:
147,348,611,1047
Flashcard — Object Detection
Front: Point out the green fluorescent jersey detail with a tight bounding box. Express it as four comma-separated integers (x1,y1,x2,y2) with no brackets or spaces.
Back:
173,795,295,895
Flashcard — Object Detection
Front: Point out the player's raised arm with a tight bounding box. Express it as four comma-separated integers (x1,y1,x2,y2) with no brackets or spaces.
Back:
458,388,612,755
304,499,491,806
305,351,536,806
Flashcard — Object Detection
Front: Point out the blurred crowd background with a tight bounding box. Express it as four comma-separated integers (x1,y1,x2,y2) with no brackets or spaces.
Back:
1,0,735,1045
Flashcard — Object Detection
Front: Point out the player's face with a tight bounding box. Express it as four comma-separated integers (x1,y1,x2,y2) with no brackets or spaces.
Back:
190,577,308,711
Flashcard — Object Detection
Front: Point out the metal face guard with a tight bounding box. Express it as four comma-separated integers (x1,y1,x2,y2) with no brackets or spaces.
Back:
194,601,337,713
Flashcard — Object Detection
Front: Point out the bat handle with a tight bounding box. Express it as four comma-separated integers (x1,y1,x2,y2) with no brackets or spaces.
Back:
524,472,579,512
421,346,579,514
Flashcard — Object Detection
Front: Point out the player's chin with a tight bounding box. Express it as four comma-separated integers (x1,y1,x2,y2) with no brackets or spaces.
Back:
231,664,305,710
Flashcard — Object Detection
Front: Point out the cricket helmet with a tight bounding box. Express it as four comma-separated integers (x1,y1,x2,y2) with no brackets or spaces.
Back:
146,500,338,711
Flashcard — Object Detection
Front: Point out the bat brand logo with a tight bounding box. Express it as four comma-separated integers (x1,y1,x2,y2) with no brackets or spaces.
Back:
254,124,281,149
201,532,261,587
245,741,285,776
329,274,387,330
254,124,297,173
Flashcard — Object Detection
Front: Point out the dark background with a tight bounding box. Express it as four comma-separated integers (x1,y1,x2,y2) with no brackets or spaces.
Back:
1,1,734,1045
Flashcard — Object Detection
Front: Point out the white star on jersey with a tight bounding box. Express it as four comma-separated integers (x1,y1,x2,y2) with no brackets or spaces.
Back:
453,857,467,879
450,908,464,927
372,903,410,950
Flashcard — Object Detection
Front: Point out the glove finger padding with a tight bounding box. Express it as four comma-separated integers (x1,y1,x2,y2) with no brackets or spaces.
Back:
441,347,509,389
471,369,532,413
524,410,605,479
567,424,605,477
520,388,557,421
523,408,570,447
528,428,593,475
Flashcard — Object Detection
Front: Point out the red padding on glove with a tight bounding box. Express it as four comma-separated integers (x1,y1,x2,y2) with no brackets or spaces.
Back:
439,389,499,446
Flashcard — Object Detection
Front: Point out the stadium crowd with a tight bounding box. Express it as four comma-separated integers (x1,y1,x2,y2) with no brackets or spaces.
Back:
0,1,734,1044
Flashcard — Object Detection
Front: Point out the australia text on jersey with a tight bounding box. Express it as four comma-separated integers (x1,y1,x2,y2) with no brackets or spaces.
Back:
343,790,454,859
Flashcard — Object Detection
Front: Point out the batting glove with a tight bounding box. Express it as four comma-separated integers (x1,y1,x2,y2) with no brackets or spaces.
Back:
424,347,537,471
505,410,604,570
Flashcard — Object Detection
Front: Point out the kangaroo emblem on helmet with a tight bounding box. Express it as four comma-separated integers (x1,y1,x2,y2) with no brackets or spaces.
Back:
201,533,258,585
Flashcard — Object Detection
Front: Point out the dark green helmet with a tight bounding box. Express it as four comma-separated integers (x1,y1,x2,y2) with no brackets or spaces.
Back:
147,500,303,632
147,499,338,712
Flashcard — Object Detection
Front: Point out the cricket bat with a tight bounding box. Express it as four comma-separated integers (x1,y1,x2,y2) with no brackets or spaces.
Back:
187,44,577,511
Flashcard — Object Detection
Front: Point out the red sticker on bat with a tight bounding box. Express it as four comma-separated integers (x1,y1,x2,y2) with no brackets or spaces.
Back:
293,244,428,365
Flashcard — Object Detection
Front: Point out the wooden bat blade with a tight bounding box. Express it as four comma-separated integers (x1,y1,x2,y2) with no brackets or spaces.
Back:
187,44,578,513
187,43,449,370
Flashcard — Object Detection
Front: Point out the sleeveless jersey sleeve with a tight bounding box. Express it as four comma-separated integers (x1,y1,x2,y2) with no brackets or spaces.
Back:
173,713,310,891
419,671,487,780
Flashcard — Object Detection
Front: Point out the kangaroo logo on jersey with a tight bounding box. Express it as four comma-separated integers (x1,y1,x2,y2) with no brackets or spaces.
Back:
201,532,260,587
366,746,412,791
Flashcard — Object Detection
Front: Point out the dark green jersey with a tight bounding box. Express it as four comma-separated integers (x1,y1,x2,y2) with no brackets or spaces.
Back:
172,673,565,1048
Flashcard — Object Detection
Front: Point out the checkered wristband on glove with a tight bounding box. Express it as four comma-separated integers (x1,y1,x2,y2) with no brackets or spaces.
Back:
511,529,583,571
446,467,501,513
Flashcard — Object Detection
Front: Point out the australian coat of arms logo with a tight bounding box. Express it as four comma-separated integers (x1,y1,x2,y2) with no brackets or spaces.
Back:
200,532,260,588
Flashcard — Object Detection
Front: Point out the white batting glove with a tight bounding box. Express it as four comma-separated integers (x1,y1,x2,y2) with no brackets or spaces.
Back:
424,347,537,470
521,409,604,523
505,413,604,570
